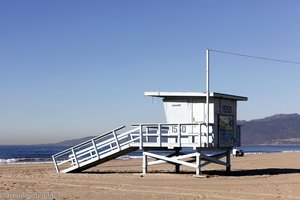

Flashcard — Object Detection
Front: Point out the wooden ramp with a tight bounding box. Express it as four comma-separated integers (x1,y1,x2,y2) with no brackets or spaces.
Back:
52,126,140,173
63,146,139,173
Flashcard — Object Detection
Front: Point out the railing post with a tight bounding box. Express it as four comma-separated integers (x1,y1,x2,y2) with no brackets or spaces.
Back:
198,123,202,147
146,127,149,142
207,124,210,147
113,130,120,151
158,124,161,147
71,148,79,167
130,131,133,141
92,139,100,159
139,124,143,149
178,124,181,147
52,156,60,173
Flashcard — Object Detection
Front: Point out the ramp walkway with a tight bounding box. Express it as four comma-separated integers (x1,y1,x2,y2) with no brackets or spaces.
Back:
52,123,231,174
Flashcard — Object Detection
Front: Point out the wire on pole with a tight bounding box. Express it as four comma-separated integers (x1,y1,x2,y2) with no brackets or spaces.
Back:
210,49,300,65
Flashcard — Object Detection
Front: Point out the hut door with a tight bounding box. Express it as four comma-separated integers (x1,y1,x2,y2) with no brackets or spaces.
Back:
164,101,192,123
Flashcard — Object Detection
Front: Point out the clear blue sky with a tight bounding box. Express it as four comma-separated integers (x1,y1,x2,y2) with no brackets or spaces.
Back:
1,0,300,144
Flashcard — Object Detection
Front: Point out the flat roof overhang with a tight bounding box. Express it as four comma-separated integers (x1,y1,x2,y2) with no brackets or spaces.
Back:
144,91,248,101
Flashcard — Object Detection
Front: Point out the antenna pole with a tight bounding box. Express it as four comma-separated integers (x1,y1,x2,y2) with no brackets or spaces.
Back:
206,49,210,136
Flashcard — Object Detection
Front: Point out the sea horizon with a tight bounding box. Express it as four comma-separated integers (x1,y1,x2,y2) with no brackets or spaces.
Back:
1,145,300,165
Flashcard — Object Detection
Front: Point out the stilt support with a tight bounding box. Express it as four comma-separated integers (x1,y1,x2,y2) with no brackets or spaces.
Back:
143,150,148,174
175,148,181,173
226,150,231,173
196,150,201,175
141,148,232,175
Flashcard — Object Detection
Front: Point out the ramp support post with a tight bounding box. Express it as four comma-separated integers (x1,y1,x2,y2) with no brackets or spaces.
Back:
226,150,231,173
143,150,148,174
52,156,60,173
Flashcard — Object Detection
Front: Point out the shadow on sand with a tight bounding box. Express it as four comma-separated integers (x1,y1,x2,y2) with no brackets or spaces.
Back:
81,168,300,177
203,168,300,176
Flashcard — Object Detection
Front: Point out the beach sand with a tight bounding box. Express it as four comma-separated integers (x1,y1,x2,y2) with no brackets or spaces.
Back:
1,152,300,200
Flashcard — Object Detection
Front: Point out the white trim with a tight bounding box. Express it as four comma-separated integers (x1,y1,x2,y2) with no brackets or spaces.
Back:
144,91,247,101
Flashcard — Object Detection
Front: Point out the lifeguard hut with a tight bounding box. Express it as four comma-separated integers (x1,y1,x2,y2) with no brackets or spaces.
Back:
134,91,247,174
52,50,248,175
145,91,247,148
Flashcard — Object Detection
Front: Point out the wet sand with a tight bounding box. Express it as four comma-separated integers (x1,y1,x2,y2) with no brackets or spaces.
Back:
1,152,300,200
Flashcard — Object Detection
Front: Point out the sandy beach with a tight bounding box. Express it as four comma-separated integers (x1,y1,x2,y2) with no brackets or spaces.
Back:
1,152,300,200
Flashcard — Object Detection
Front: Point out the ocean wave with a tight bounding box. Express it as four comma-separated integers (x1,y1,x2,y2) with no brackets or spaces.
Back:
244,152,264,155
282,150,300,153
0,158,52,165
243,150,300,155
0,156,144,164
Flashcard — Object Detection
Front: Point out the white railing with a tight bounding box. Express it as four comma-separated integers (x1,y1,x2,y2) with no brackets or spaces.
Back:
52,123,215,173
130,123,214,149
52,126,140,173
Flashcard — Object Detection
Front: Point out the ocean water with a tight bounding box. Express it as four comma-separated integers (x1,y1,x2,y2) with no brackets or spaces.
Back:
239,146,300,153
0,146,68,164
1,145,300,164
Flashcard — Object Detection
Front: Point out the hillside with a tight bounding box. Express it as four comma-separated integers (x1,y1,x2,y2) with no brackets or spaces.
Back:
240,113,300,145
48,113,300,146
48,136,95,146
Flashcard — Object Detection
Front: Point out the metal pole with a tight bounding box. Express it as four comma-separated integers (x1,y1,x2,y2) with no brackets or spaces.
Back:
206,49,210,144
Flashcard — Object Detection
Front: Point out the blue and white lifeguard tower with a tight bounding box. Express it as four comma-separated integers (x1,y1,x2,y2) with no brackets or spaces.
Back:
52,50,248,175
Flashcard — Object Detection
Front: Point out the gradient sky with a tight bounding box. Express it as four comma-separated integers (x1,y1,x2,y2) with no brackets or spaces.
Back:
1,0,300,145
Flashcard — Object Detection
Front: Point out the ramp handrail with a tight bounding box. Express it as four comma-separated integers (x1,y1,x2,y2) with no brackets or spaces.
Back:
52,126,140,173
53,126,125,158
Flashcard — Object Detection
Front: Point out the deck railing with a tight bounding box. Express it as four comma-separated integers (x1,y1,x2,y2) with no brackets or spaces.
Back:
130,123,214,149
52,123,215,173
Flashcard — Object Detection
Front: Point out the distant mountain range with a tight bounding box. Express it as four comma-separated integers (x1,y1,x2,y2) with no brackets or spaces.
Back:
240,113,300,145
49,113,300,146
48,136,95,147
